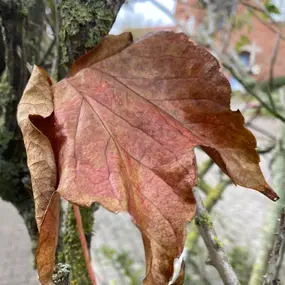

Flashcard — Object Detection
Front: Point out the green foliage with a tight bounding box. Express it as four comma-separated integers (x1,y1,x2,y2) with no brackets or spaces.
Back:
98,245,143,285
235,35,250,53
264,0,280,14
229,247,253,285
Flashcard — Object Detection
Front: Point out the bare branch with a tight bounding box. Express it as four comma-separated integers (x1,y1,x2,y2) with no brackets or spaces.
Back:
263,208,285,285
221,60,285,123
192,188,241,285
270,33,281,90
246,122,277,141
250,10,285,42
51,0,60,80
39,39,56,66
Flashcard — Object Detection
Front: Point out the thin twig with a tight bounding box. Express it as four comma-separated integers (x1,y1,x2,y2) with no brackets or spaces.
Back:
39,39,55,66
199,159,214,178
246,122,277,141
262,208,285,285
264,32,281,113
45,14,55,34
188,259,212,285
73,205,97,285
193,188,241,285
269,33,281,90
251,10,285,42
241,0,277,24
51,0,59,80
222,61,285,123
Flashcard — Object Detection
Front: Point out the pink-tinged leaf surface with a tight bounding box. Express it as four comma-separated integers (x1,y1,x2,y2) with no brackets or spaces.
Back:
17,66,60,284
18,32,278,285
53,32,277,284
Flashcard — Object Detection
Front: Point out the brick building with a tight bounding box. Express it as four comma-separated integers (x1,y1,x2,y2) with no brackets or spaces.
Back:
175,0,285,84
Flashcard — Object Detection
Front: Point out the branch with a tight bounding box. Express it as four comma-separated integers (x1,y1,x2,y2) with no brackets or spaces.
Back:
250,9,285,42
249,128,285,285
269,33,281,90
246,122,277,141
260,76,285,92
222,60,285,123
199,159,214,177
39,39,56,66
51,0,60,80
187,179,230,250
192,188,241,285
263,208,285,285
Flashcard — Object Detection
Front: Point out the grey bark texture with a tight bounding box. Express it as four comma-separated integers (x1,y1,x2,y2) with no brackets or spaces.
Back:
263,208,285,285
193,188,241,285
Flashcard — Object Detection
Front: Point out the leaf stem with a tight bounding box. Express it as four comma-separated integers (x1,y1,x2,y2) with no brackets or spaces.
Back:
73,205,97,285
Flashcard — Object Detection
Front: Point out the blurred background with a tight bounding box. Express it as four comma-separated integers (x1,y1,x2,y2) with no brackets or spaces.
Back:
0,0,285,284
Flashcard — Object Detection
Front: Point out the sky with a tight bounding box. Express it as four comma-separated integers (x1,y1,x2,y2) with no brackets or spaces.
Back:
110,0,177,34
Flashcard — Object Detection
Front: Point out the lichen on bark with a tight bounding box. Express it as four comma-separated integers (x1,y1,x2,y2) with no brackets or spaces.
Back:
59,0,121,71
58,204,99,285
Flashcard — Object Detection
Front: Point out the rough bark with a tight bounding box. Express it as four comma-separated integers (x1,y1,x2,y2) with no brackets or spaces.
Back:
58,0,125,76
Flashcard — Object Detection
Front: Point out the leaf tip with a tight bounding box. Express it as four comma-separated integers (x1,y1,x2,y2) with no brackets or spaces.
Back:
262,184,279,202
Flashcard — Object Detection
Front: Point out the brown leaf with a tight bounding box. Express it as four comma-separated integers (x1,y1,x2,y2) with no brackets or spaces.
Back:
52,32,277,283
19,32,278,285
36,193,60,284
68,32,133,77
17,66,60,284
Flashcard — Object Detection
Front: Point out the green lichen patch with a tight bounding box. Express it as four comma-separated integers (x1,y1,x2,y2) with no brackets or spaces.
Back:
58,204,95,285
59,0,115,69
195,212,213,228
213,236,224,249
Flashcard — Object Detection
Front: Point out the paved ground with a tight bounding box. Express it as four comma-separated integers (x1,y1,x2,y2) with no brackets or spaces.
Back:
1,115,284,285
0,200,39,285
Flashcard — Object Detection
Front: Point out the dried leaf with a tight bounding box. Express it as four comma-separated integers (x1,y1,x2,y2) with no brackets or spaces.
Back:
69,32,133,77
18,32,277,284
17,66,60,284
